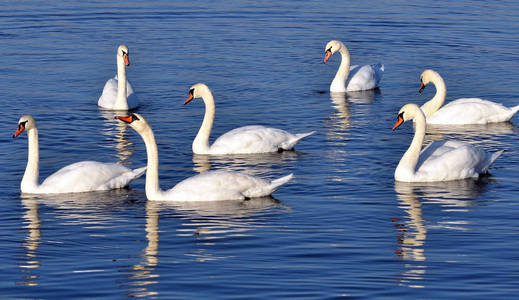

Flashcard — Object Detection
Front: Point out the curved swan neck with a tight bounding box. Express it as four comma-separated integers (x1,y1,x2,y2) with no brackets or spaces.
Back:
21,127,40,192
396,109,426,180
192,90,215,154
115,55,128,109
420,73,446,117
140,125,162,199
330,44,351,92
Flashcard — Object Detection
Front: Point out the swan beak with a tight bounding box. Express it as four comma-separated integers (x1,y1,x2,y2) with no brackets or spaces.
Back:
13,123,25,138
184,93,194,105
392,115,404,131
419,81,425,93
116,115,134,124
123,53,130,66
324,50,332,64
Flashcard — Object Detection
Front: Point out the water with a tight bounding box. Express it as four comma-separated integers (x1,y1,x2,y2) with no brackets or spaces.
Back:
1,0,519,298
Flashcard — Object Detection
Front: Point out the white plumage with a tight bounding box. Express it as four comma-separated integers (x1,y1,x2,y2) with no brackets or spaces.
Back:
392,104,502,182
116,113,294,201
13,115,145,194
185,83,315,155
324,40,384,92
98,45,138,110
420,69,519,125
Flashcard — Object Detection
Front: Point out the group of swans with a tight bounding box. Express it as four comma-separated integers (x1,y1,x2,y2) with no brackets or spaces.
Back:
322,41,511,182
13,40,517,198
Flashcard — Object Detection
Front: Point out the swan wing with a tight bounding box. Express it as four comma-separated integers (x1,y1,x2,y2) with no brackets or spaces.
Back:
414,140,487,181
346,63,384,91
39,161,145,193
98,76,138,109
210,125,301,154
161,170,293,201
428,98,516,124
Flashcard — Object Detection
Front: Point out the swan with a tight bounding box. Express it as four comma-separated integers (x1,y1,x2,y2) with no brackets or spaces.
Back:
13,115,146,194
184,83,315,155
324,40,384,92
98,45,138,110
116,113,294,201
419,69,519,124
392,104,503,182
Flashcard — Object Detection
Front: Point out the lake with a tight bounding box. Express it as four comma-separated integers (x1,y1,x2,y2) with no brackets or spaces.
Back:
1,0,519,298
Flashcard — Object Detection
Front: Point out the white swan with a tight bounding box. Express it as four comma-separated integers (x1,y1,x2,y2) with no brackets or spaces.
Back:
98,45,138,110
324,40,384,92
392,104,503,182
13,115,146,194
116,113,293,201
184,83,315,155
419,69,519,124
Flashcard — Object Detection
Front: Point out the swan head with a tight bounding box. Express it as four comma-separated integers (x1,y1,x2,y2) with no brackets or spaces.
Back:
117,45,130,66
13,115,36,138
392,104,423,130
324,40,344,63
419,69,441,93
115,113,149,132
184,83,212,105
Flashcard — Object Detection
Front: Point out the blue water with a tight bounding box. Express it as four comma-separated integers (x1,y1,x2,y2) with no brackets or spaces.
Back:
1,0,519,298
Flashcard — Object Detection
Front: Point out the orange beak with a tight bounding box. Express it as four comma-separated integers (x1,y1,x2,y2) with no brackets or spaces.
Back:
324,50,332,64
184,93,194,105
392,115,404,131
116,115,134,124
13,123,25,138
419,81,425,93
123,53,130,66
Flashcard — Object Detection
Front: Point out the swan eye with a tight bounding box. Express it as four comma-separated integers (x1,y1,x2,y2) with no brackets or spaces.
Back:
327,47,332,52
189,88,195,96
132,114,140,121
397,112,404,120
19,121,28,128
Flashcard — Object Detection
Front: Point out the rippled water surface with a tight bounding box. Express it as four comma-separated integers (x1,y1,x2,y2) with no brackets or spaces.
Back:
1,1,519,298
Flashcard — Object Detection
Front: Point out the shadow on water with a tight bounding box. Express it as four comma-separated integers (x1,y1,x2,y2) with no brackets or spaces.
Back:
392,178,490,288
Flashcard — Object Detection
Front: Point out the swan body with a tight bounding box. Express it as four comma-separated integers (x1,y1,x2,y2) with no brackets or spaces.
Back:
392,104,502,182
184,83,315,155
324,40,384,92
13,115,146,194
116,113,293,201
98,45,138,110
419,69,519,124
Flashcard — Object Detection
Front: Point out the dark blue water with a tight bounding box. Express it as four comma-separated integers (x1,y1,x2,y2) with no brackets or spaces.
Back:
1,1,519,298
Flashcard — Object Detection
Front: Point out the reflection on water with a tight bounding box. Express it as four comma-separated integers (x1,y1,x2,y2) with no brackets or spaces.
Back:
425,122,517,145
345,89,377,104
126,201,160,298
393,179,489,288
18,197,41,287
99,110,135,165
192,152,299,175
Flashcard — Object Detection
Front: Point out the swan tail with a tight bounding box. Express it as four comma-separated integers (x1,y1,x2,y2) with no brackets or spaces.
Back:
268,173,294,193
510,104,519,117
281,131,316,150
104,166,147,190
480,150,504,174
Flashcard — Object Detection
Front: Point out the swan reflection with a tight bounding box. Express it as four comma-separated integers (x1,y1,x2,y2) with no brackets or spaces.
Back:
393,178,489,288
99,110,135,164
327,90,377,139
18,196,42,286
192,152,299,175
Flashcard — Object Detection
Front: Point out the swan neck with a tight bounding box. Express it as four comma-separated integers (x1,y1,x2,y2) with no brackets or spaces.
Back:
420,75,446,117
116,55,128,109
140,125,162,199
331,46,351,92
397,113,426,180
21,127,40,192
192,91,215,154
